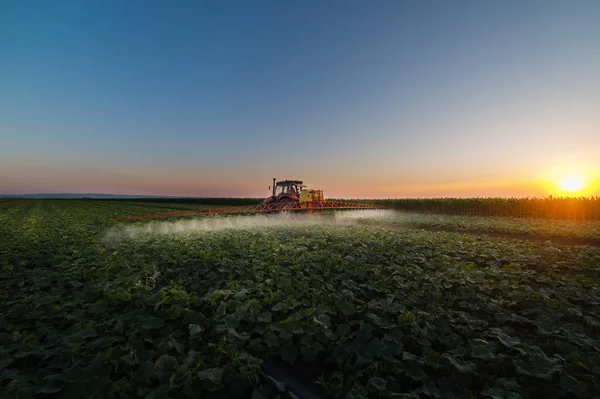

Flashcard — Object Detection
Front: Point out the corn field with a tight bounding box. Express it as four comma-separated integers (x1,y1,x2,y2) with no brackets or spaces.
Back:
346,196,600,220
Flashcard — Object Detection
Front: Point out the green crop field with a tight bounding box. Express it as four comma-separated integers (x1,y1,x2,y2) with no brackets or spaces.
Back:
1,200,600,399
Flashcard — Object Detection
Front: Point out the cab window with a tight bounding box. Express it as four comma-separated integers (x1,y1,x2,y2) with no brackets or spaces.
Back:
275,185,289,195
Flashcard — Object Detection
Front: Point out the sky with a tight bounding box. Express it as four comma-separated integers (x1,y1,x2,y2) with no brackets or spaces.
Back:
1,0,599,198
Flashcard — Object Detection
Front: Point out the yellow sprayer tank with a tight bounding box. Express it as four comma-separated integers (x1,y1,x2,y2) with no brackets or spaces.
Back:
299,189,324,203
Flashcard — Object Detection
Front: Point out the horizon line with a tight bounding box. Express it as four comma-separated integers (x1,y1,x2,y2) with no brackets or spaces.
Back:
1,192,598,200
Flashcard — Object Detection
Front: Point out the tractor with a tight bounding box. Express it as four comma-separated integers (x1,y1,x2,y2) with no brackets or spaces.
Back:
263,178,324,214
115,178,386,221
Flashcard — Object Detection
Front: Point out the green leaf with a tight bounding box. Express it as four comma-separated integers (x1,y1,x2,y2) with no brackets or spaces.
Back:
327,370,345,397
197,367,223,382
155,355,178,371
472,346,495,361
234,288,249,301
147,384,170,399
85,352,109,376
384,329,404,344
481,387,509,398
130,361,155,387
38,376,64,394
120,352,139,367
141,317,165,330
514,355,562,380
168,337,186,354
266,375,286,392
56,380,87,398
228,328,249,341
258,311,272,323
418,380,443,398
85,336,123,349
437,376,457,398
87,376,111,394
337,300,356,316
251,387,268,399
58,367,87,382
264,332,279,348
443,354,478,374
404,364,428,381
183,311,207,325
79,328,97,339
277,322,294,340
481,386,523,399
357,322,374,341
50,353,72,369
367,377,387,392
559,374,589,398
0,357,13,369
278,277,291,288
313,313,331,328
346,384,368,399
333,345,351,365
402,351,426,365
126,338,145,351
188,324,202,337
368,338,387,357
489,328,520,348
337,324,351,337
498,378,520,391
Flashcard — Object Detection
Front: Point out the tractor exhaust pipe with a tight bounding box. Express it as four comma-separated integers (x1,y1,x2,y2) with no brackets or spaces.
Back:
272,178,276,197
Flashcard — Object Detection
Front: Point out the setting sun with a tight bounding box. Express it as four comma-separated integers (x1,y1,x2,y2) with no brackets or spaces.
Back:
559,176,585,193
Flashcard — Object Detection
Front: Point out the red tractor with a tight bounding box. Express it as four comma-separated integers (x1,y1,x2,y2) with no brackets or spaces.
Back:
115,178,385,221
263,178,304,206
262,178,325,215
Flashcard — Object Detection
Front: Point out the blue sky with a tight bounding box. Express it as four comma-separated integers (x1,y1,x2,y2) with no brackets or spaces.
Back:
1,0,599,197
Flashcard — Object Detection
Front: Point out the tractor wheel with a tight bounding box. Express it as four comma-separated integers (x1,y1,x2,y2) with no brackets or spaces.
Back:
278,198,295,218
260,203,272,215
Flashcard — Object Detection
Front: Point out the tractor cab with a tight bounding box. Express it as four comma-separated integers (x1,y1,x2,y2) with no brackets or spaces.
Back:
264,179,305,204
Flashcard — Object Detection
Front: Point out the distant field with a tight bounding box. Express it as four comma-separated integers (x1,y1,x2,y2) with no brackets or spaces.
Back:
1,200,599,398
353,197,600,220
9,196,599,220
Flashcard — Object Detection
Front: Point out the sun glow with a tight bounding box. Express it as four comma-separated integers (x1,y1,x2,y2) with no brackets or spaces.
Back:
558,176,585,193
